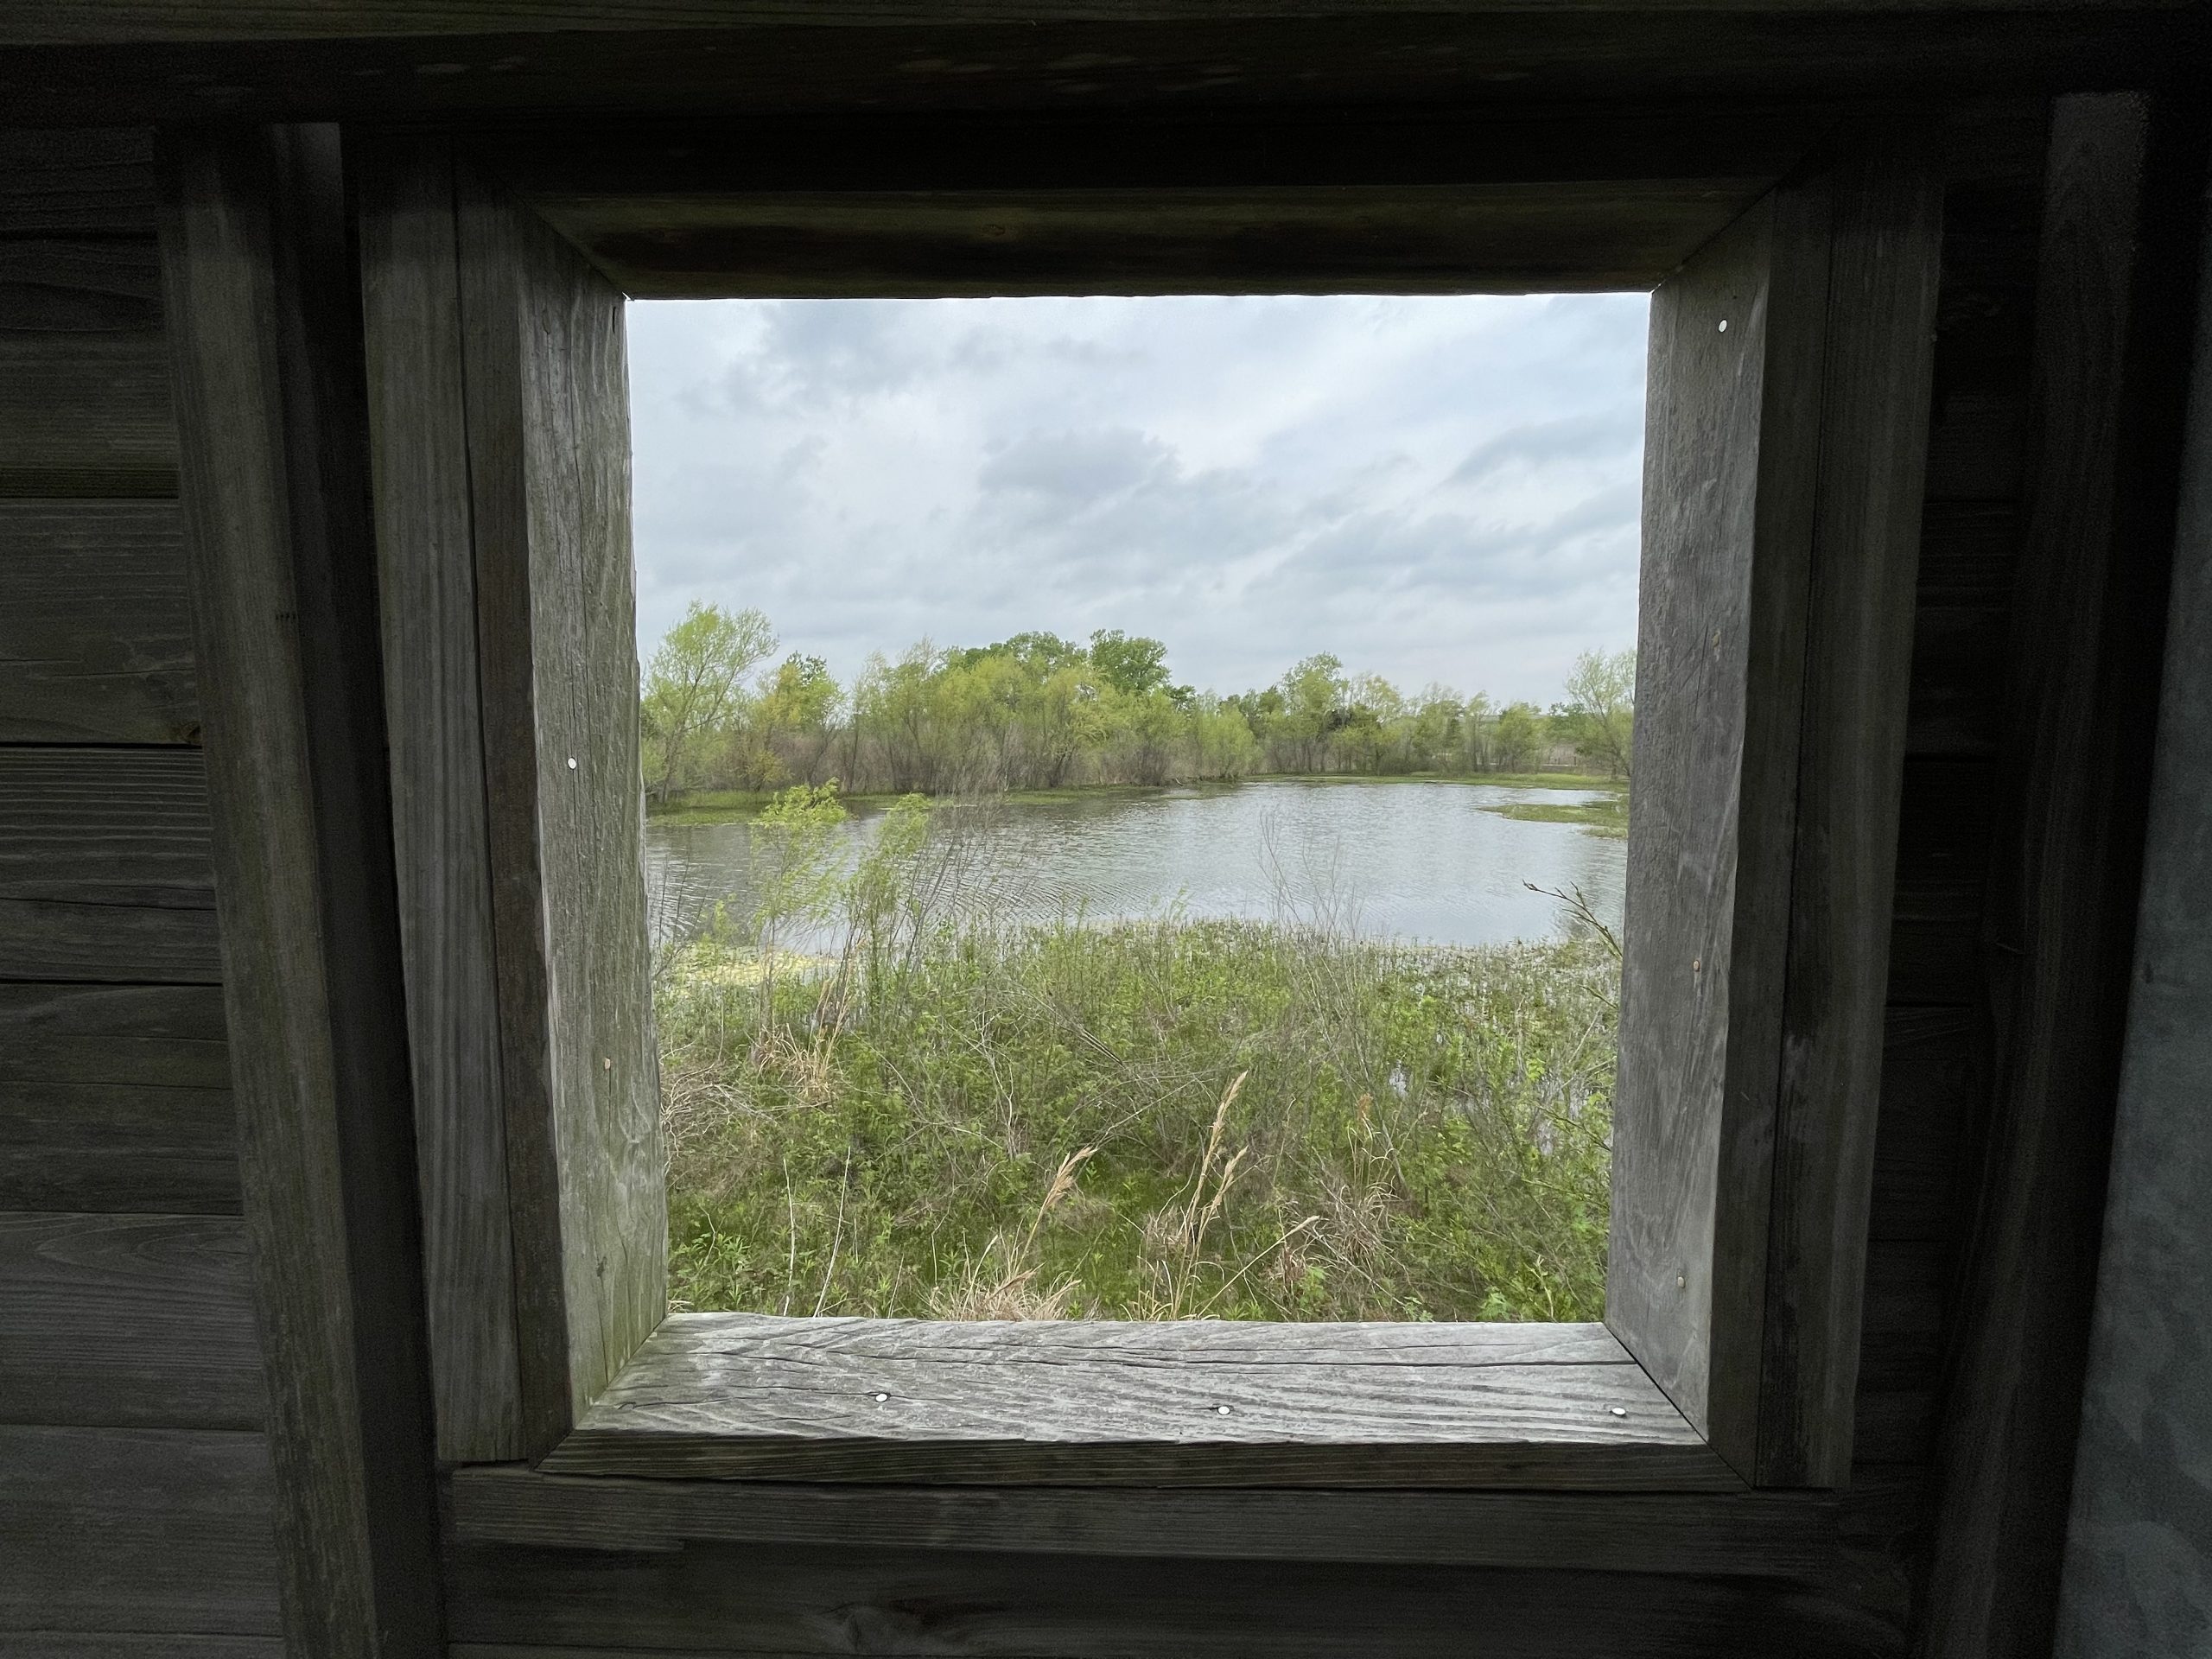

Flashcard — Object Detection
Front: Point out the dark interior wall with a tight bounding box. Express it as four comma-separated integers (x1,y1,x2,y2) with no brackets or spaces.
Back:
0,128,285,1651
0,105,2120,1658
1838,105,2055,1633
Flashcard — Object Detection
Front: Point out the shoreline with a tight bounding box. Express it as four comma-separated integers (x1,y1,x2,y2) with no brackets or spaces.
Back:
647,770,1627,827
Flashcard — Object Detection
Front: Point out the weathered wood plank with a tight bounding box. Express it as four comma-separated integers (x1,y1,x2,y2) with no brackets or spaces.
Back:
501,106,1808,296
1611,137,1941,1488
1608,175,1828,1479
0,237,162,333
538,181,1767,299
459,166,664,1459
443,1535,1899,1659
0,500,199,743
1758,133,1943,1488
0,1424,281,1637
0,899,220,984
2055,125,2212,1656
0,747,210,904
1925,91,2202,1659
0,332,174,497
0,130,156,236
157,124,442,1659
0,981,227,1088
455,1461,1834,1574
541,1314,1733,1488
0,1639,283,1657
0,1081,238,1213
0,979,236,1212
360,137,525,1467
0,1211,262,1427
0,747,219,982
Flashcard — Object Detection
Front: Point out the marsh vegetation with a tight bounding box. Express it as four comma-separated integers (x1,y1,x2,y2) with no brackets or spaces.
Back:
657,789,1620,1323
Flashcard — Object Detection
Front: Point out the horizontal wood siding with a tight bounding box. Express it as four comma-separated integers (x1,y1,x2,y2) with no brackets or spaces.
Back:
0,130,282,1653
455,1463,1835,1575
0,502,199,744
442,1532,1904,1659
0,1425,281,1639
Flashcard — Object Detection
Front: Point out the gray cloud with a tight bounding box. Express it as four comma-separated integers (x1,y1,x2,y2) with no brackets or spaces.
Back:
629,294,1647,702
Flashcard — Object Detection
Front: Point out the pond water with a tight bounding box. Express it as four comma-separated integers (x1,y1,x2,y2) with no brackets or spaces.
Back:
645,779,1625,952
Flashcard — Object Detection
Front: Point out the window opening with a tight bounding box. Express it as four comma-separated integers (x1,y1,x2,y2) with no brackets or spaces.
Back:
628,293,1646,1325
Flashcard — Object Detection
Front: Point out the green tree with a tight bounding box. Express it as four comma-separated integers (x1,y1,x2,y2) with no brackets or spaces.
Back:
1490,701,1544,772
1277,652,1349,772
1559,648,1637,781
759,653,844,785
641,602,775,798
1088,629,1173,699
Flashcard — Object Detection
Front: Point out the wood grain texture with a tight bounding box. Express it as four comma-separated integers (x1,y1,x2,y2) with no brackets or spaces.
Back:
0,1081,237,1213
1611,141,1942,1488
0,331,175,497
540,1314,1733,1488
0,1424,280,1638
0,1211,262,1427
0,747,210,904
360,137,525,1465
0,982,228,1090
459,166,664,1458
454,1460,1833,1573
0,237,162,333
0,747,219,983
157,125,441,1659
442,1535,1900,1659
1759,134,1943,1488
0,130,156,236
1608,181,1827,1474
0,988,236,1211
486,105,1788,300
0,500,199,743
534,181,1768,299
0,1639,283,1657
1923,91,2203,1659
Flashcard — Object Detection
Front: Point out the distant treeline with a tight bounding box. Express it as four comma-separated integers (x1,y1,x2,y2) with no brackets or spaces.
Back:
639,604,1633,801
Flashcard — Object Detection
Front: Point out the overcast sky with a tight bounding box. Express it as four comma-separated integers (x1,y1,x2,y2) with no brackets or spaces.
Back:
628,293,1647,706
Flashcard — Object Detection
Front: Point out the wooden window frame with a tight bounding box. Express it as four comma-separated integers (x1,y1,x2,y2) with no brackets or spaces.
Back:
173,106,1942,1573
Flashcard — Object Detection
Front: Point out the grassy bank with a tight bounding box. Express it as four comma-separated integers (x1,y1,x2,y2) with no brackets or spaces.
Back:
1481,797,1629,837
659,916,1617,1323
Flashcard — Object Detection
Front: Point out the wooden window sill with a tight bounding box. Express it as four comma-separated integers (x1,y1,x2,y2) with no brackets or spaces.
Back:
533,1313,1740,1490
